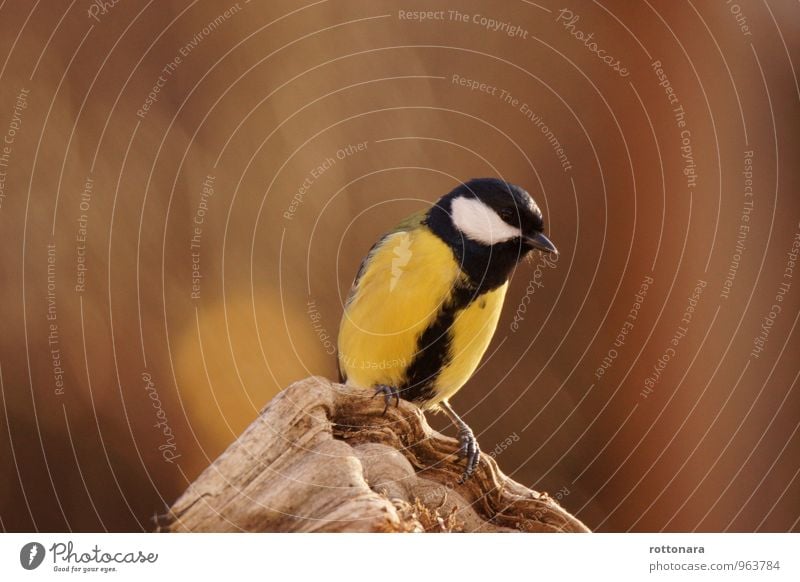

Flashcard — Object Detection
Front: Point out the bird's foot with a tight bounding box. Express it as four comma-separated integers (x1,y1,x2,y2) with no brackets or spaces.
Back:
372,384,401,415
456,427,480,483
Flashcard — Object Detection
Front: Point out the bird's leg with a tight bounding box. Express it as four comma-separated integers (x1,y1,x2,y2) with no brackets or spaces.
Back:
440,401,480,481
372,384,401,415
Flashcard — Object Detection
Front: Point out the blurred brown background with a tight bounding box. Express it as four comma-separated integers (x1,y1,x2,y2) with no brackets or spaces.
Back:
0,0,798,532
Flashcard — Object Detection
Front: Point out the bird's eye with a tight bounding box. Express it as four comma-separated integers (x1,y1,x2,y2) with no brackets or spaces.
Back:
499,208,515,222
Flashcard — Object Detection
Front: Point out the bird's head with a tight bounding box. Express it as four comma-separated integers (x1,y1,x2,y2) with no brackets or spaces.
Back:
432,177,557,256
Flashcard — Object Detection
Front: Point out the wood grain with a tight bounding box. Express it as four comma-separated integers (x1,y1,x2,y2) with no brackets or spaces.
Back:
162,377,590,533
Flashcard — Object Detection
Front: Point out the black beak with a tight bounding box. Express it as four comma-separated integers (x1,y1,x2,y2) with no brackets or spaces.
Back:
526,232,558,255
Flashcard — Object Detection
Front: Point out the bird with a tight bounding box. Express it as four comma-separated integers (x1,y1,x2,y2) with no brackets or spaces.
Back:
337,178,557,480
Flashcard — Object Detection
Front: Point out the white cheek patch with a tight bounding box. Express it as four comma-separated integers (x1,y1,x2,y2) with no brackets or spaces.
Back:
450,196,522,245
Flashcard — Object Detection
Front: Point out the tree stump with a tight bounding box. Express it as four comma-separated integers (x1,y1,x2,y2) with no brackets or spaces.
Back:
161,377,590,533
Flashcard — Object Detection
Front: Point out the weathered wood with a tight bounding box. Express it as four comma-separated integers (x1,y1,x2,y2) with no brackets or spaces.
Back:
162,377,590,533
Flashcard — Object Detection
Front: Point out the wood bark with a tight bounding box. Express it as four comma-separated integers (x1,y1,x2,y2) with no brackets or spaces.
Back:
161,377,590,533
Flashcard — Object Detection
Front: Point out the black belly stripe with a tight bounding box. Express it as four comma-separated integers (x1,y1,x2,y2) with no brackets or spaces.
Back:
401,282,479,403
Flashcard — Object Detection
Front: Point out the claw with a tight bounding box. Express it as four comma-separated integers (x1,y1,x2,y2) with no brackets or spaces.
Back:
456,428,480,483
372,384,401,415
439,401,482,483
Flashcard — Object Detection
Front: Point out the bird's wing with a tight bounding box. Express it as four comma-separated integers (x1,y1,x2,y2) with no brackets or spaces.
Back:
338,209,427,382
338,208,459,386
343,208,428,308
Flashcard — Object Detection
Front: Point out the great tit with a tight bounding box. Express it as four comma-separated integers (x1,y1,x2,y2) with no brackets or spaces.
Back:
337,178,557,480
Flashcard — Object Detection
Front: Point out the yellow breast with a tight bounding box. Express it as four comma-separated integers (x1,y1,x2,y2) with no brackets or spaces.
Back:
338,226,508,407
338,228,460,389
433,282,508,403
